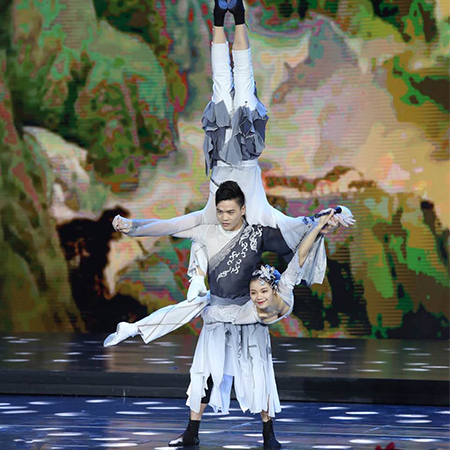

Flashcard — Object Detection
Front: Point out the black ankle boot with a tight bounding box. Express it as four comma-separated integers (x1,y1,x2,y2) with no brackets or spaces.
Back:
214,0,228,27
168,419,200,447
227,0,245,25
263,419,281,449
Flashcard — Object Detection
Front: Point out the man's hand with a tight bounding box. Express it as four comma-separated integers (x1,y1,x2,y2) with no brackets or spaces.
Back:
112,215,132,234
187,275,208,302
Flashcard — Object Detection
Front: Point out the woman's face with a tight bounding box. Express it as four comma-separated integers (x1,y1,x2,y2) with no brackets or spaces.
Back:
249,279,275,311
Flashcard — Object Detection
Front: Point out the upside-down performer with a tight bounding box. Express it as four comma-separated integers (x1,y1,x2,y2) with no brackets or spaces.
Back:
108,1,354,448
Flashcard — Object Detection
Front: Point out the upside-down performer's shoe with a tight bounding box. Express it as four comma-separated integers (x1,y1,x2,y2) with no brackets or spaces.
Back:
168,419,200,447
214,0,229,27
103,322,138,347
227,0,245,25
263,419,282,449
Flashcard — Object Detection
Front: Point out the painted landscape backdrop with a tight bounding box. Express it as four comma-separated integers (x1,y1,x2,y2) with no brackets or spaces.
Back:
0,0,448,339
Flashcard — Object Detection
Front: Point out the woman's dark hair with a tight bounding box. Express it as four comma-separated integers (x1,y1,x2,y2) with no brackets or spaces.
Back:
215,181,245,208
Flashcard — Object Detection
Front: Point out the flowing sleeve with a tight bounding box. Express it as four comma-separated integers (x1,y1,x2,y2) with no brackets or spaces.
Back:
268,222,327,287
127,210,205,238
137,295,210,344
202,301,260,325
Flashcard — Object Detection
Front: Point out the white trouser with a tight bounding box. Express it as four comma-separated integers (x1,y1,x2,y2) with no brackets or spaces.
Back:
211,42,258,114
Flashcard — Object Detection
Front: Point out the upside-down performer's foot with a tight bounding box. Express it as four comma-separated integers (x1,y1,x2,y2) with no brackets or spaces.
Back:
168,419,200,447
103,322,138,347
214,0,228,26
227,0,245,25
263,419,282,449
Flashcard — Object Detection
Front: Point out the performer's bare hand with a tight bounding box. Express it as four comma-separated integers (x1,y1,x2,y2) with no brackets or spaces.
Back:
112,215,132,234
317,209,338,235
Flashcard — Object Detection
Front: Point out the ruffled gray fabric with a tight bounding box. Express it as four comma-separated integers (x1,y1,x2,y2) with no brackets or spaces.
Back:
202,99,269,173
186,322,281,417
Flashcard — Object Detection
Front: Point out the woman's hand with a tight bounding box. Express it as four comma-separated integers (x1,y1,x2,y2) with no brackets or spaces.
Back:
316,209,338,235
112,215,133,234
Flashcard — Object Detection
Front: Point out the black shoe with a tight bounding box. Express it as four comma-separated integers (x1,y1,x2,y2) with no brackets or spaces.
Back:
227,0,245,25
263,419,282,449
168,419,200,447
214,0,228,27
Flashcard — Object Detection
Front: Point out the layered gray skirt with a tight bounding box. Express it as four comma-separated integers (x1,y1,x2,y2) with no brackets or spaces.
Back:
186,320,281,417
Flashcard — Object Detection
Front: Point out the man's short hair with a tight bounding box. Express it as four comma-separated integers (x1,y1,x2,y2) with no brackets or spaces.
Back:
215,181,245,208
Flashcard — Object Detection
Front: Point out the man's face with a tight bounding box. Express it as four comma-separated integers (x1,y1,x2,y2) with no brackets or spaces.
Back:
216,199,245,231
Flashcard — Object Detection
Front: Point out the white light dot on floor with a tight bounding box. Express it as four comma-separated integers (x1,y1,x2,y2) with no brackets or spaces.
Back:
324,349,340,352
396,419,432,424
199,430,217,434
132,401,162,405
133,432,161,436
346,411,379,415
312,446,352,449
47,432,83,437
3,359,29,362
272,360,286,364
330,416,362,420
435,410,450,414
223,446,252,449
116,411,151,415
0,403,10,406
317,345,336,348
258,441,292,445
54,412,84,417
0,406,28,409
86,399,114,403
244,433,262,437
403,347,419,351
338,347,356,350
409,353,431,356
350,440,378,444
402,368,430,372
147,361,175,365
173,355,192,359
29,402,54,405
2,410,37,414
280,405,295,409
93,438,130,441
276,418,303,423
155,341,179,347
33,428,62,431
65,352,82,356
15,352,33,355
287,349,307,353
405,362,429,366
146,406,183,410
323,361,346,365
320,407,348,411
395,414,428,418
365,361,387,364
219,416,254,421
279,343,294,347
357,369,382,373
427,366,449,369
409,439,439,443
99,444,137,448
313,367,339,371
52,359,77,363
296,364,323,367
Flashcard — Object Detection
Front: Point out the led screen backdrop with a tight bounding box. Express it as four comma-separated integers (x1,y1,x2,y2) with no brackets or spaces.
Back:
0,0,448,339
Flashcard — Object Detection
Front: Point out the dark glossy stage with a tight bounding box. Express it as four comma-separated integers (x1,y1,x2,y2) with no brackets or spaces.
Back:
0,333,448,406
1,395,449,450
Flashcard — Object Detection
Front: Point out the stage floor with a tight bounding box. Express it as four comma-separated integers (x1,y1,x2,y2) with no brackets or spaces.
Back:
1,395,449,450
0,333,448,406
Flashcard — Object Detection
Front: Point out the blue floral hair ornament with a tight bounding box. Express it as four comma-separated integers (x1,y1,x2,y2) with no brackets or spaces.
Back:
252,264,281,289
